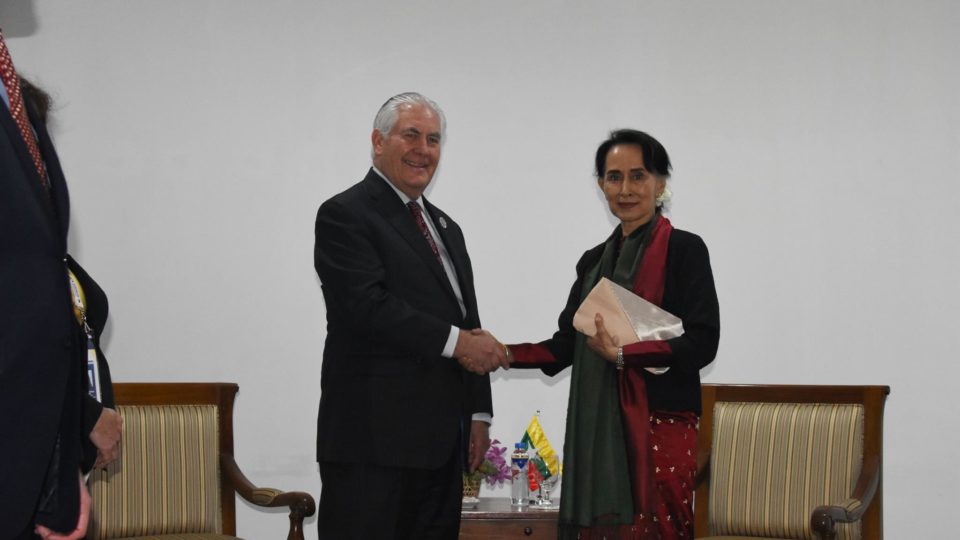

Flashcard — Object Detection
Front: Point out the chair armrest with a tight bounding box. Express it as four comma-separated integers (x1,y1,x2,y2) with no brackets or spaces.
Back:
694,448,710,487
810,455,880,539
221,454,317,540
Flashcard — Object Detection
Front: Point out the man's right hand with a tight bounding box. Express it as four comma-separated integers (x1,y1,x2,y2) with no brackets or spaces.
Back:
90,407,123,469
454,329,509,374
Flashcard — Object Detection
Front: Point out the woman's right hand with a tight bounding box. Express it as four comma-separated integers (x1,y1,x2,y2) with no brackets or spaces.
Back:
586,314,620,363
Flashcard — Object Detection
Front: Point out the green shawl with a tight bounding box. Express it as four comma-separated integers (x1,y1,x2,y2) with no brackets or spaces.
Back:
557,219,656,537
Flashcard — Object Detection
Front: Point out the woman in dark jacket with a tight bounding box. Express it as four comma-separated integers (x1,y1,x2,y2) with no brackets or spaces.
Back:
508,129,720,540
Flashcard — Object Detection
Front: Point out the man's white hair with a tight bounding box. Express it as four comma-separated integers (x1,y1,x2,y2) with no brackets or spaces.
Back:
372,92,447,142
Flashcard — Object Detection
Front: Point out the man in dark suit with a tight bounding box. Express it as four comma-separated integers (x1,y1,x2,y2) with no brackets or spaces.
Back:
0,31,119,540
314,92,509,539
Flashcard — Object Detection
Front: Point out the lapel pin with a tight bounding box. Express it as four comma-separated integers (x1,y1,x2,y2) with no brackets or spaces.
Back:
438,216,448,229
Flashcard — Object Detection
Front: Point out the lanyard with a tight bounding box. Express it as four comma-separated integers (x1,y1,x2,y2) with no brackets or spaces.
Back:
67,268,102,402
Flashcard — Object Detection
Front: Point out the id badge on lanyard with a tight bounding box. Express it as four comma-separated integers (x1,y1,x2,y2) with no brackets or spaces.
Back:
85,334,102,402
68,269,102,402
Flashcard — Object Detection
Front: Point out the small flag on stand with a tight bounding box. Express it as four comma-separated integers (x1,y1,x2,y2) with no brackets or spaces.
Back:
521,414,559,491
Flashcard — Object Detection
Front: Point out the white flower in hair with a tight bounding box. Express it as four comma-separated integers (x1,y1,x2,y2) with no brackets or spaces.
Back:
656,187,673,206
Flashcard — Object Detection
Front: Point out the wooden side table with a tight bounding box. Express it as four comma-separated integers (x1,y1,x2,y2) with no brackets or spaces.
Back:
460,497,559,539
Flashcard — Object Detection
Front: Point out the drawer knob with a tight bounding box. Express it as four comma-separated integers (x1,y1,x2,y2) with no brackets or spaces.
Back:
524,526,533,536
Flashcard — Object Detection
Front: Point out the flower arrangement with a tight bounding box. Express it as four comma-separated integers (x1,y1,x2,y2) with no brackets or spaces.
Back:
463,439,511,499
475,439,511,487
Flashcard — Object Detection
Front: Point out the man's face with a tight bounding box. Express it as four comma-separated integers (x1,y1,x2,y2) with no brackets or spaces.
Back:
372,104,442,199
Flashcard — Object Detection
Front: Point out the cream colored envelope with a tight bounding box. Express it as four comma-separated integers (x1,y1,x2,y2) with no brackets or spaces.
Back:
573,277,684,374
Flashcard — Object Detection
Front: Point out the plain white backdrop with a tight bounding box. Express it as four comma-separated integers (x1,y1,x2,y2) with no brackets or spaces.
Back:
3,1,958,537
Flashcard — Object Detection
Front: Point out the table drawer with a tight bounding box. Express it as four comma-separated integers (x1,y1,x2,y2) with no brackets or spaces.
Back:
460,518,557,539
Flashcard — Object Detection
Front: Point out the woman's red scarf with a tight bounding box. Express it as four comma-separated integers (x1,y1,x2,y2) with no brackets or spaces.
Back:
618,213,674,517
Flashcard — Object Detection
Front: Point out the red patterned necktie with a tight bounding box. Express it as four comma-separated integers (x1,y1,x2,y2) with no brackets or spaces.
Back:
0,29,48,189
407,201,442,265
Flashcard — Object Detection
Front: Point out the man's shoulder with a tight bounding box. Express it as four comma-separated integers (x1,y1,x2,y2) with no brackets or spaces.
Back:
321,182,363,209
319,170,382,211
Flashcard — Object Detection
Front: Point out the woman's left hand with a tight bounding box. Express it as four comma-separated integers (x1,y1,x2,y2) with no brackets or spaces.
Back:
586,314,620,363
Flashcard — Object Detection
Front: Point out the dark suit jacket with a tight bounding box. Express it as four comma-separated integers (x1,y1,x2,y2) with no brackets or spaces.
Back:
0,96,86,534
314,169,493,470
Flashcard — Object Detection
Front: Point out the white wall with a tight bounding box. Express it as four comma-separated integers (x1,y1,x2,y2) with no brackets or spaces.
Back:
4,1,958,537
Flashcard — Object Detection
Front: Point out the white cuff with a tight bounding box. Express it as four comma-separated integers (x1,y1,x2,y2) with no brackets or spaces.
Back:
471,413,492,424
442,325,459,358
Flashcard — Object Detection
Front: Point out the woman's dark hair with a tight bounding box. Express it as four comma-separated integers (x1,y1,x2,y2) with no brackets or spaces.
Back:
20,77,53,124
594,129,671,179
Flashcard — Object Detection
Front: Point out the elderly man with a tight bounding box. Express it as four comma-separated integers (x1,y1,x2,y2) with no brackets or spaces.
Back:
314,92,507,539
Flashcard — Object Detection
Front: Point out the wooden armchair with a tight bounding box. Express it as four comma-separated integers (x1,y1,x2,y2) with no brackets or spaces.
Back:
86,383,315,540
694,384,889,540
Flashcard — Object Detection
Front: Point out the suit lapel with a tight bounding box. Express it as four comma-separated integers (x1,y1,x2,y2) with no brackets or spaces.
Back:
26,101,70,243
1,100,66,244
424,198,476,318
0,97,36,174
362,171,459,302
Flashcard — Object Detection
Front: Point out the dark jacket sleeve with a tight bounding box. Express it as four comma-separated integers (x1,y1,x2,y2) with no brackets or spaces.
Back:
621,232,720,374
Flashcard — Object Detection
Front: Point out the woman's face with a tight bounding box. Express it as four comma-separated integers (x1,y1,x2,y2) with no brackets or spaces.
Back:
597,144,666,236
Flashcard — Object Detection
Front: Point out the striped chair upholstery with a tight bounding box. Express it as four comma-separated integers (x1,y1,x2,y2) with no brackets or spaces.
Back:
84,383,314,540
694,385,888,540
87,404,227,540
706,402,864,540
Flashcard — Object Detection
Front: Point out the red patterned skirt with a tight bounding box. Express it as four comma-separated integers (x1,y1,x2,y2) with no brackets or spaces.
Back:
576,410,699,540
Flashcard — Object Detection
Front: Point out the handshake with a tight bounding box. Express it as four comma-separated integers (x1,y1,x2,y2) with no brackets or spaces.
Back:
453,328,513,375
